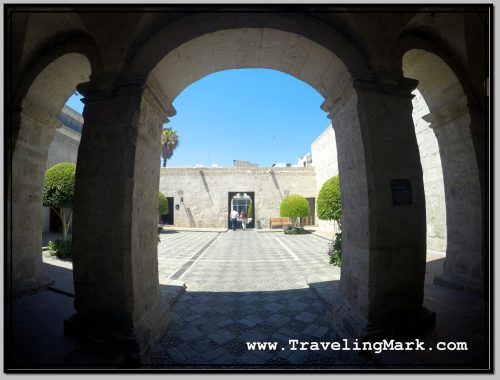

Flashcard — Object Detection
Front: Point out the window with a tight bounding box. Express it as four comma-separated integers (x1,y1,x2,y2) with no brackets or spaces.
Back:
231,193,251,214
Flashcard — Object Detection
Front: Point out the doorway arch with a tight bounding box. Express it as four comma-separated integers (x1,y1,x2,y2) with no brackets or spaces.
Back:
70,17,429,354
10,52,91,296
402,48,484,295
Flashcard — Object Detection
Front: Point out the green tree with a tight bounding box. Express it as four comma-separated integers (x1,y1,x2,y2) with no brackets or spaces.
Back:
158,192,169,224
247,201,253,219
43,162,76,241
317,175,342,227
161,127,179,167
280,194,309,228
317,175,342,266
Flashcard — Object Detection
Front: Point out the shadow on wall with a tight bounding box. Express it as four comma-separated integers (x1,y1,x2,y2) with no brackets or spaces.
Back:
184,207,195,228
199,171,214,206
269,170,283,199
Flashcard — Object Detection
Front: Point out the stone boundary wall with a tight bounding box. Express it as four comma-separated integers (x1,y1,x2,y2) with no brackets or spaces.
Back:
311,125,340,235
159,167,317,228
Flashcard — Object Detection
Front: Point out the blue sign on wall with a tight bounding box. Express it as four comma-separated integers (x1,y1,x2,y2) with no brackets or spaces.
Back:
391,179,412,206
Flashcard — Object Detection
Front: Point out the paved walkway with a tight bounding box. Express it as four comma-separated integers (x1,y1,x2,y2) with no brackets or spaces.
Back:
8,230,488,369
149,230,371,367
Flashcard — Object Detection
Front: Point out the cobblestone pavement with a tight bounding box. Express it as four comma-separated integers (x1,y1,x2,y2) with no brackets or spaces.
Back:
149,230,375,368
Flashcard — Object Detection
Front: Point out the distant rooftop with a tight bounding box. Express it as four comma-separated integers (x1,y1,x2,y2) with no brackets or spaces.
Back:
233,160,259,167
59,105,83,134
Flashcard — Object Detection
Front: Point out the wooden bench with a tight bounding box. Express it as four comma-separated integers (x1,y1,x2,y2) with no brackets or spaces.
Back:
269,217,293,229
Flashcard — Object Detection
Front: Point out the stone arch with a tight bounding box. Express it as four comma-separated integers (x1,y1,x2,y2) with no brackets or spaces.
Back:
402,48,484,295
149,25,430,335
144,28,375,334
11,52,91,296
70,17,430,354
125,12,371,77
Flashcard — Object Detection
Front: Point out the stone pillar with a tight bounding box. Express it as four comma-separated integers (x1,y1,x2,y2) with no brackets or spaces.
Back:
65,73,175,357
11,102,60,296
321,72,434,339
423,96,484,296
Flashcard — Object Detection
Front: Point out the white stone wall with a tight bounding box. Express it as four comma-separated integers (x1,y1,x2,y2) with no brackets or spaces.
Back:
311,125,340,234
42,126,81,232
159,167,317,228
411,89,447,254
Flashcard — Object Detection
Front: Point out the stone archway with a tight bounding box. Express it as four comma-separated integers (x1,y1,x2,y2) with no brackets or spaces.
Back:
70,17,429,355
10,52,91,296
228,192,255,229
403,49,484,295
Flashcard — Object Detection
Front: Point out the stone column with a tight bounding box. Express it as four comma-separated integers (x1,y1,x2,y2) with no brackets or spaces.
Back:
11,102,60,296
65,73,175,357
321,72,434,339
423,96,484,296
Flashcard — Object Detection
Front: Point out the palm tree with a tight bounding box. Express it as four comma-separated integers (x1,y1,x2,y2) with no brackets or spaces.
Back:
161,127,179,167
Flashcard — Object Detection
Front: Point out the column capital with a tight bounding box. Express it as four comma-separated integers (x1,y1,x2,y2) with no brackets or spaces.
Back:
77,72,176,124
320,76,355,119
144,73,176,124
352,73,418,98
77,72,149,103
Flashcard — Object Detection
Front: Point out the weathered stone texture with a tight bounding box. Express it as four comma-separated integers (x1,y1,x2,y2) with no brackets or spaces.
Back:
159,167,317,228
12,105,59,294
411,89,447,253
404,49,484,292
311,125,340,234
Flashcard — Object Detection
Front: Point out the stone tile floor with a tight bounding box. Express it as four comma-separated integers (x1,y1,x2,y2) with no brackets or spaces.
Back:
8,230,489,370
153,229,372,368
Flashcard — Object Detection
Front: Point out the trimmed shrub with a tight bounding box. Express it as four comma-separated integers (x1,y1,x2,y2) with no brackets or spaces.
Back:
317,175,341,226
284,226,311,235
43,162,76,241
327,232,342,266
43,163,76,209
317,175,343,266
158,192,169,216
247,201,253,219
48,238,72,259
280,194,309,228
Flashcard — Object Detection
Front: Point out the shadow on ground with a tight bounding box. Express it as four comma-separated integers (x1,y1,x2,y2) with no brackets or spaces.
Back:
6,257,489,370
160,230,180,234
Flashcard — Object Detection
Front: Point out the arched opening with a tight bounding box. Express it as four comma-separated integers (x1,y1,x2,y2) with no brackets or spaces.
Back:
6,8,490,370
11,52,91,296
403,49,484,295
69,21,429,360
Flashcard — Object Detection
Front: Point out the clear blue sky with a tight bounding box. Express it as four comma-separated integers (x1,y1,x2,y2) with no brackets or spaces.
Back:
65,68,331,167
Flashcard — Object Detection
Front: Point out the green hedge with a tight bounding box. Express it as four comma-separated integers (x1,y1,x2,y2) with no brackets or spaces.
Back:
43,162,76,209
158,192,169,216
317,175,341,225
280,194,309,227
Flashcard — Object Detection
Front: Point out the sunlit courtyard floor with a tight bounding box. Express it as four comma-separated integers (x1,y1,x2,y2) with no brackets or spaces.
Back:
7,230,488,370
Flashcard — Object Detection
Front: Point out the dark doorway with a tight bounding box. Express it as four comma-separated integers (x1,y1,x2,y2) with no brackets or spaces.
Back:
228,192,255,229
162,197,175,225
302,197,315,226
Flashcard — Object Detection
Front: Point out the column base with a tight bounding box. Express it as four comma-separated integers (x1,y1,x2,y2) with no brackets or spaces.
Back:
310,281,436,341
11,275,53,299
64,283,186,363
434,272,485,298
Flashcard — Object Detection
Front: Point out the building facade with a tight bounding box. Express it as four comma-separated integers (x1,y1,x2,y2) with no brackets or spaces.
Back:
7,6,489,362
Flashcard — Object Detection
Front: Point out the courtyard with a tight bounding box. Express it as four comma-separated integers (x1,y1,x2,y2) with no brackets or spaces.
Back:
6,6,490,372
9,229,487,369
